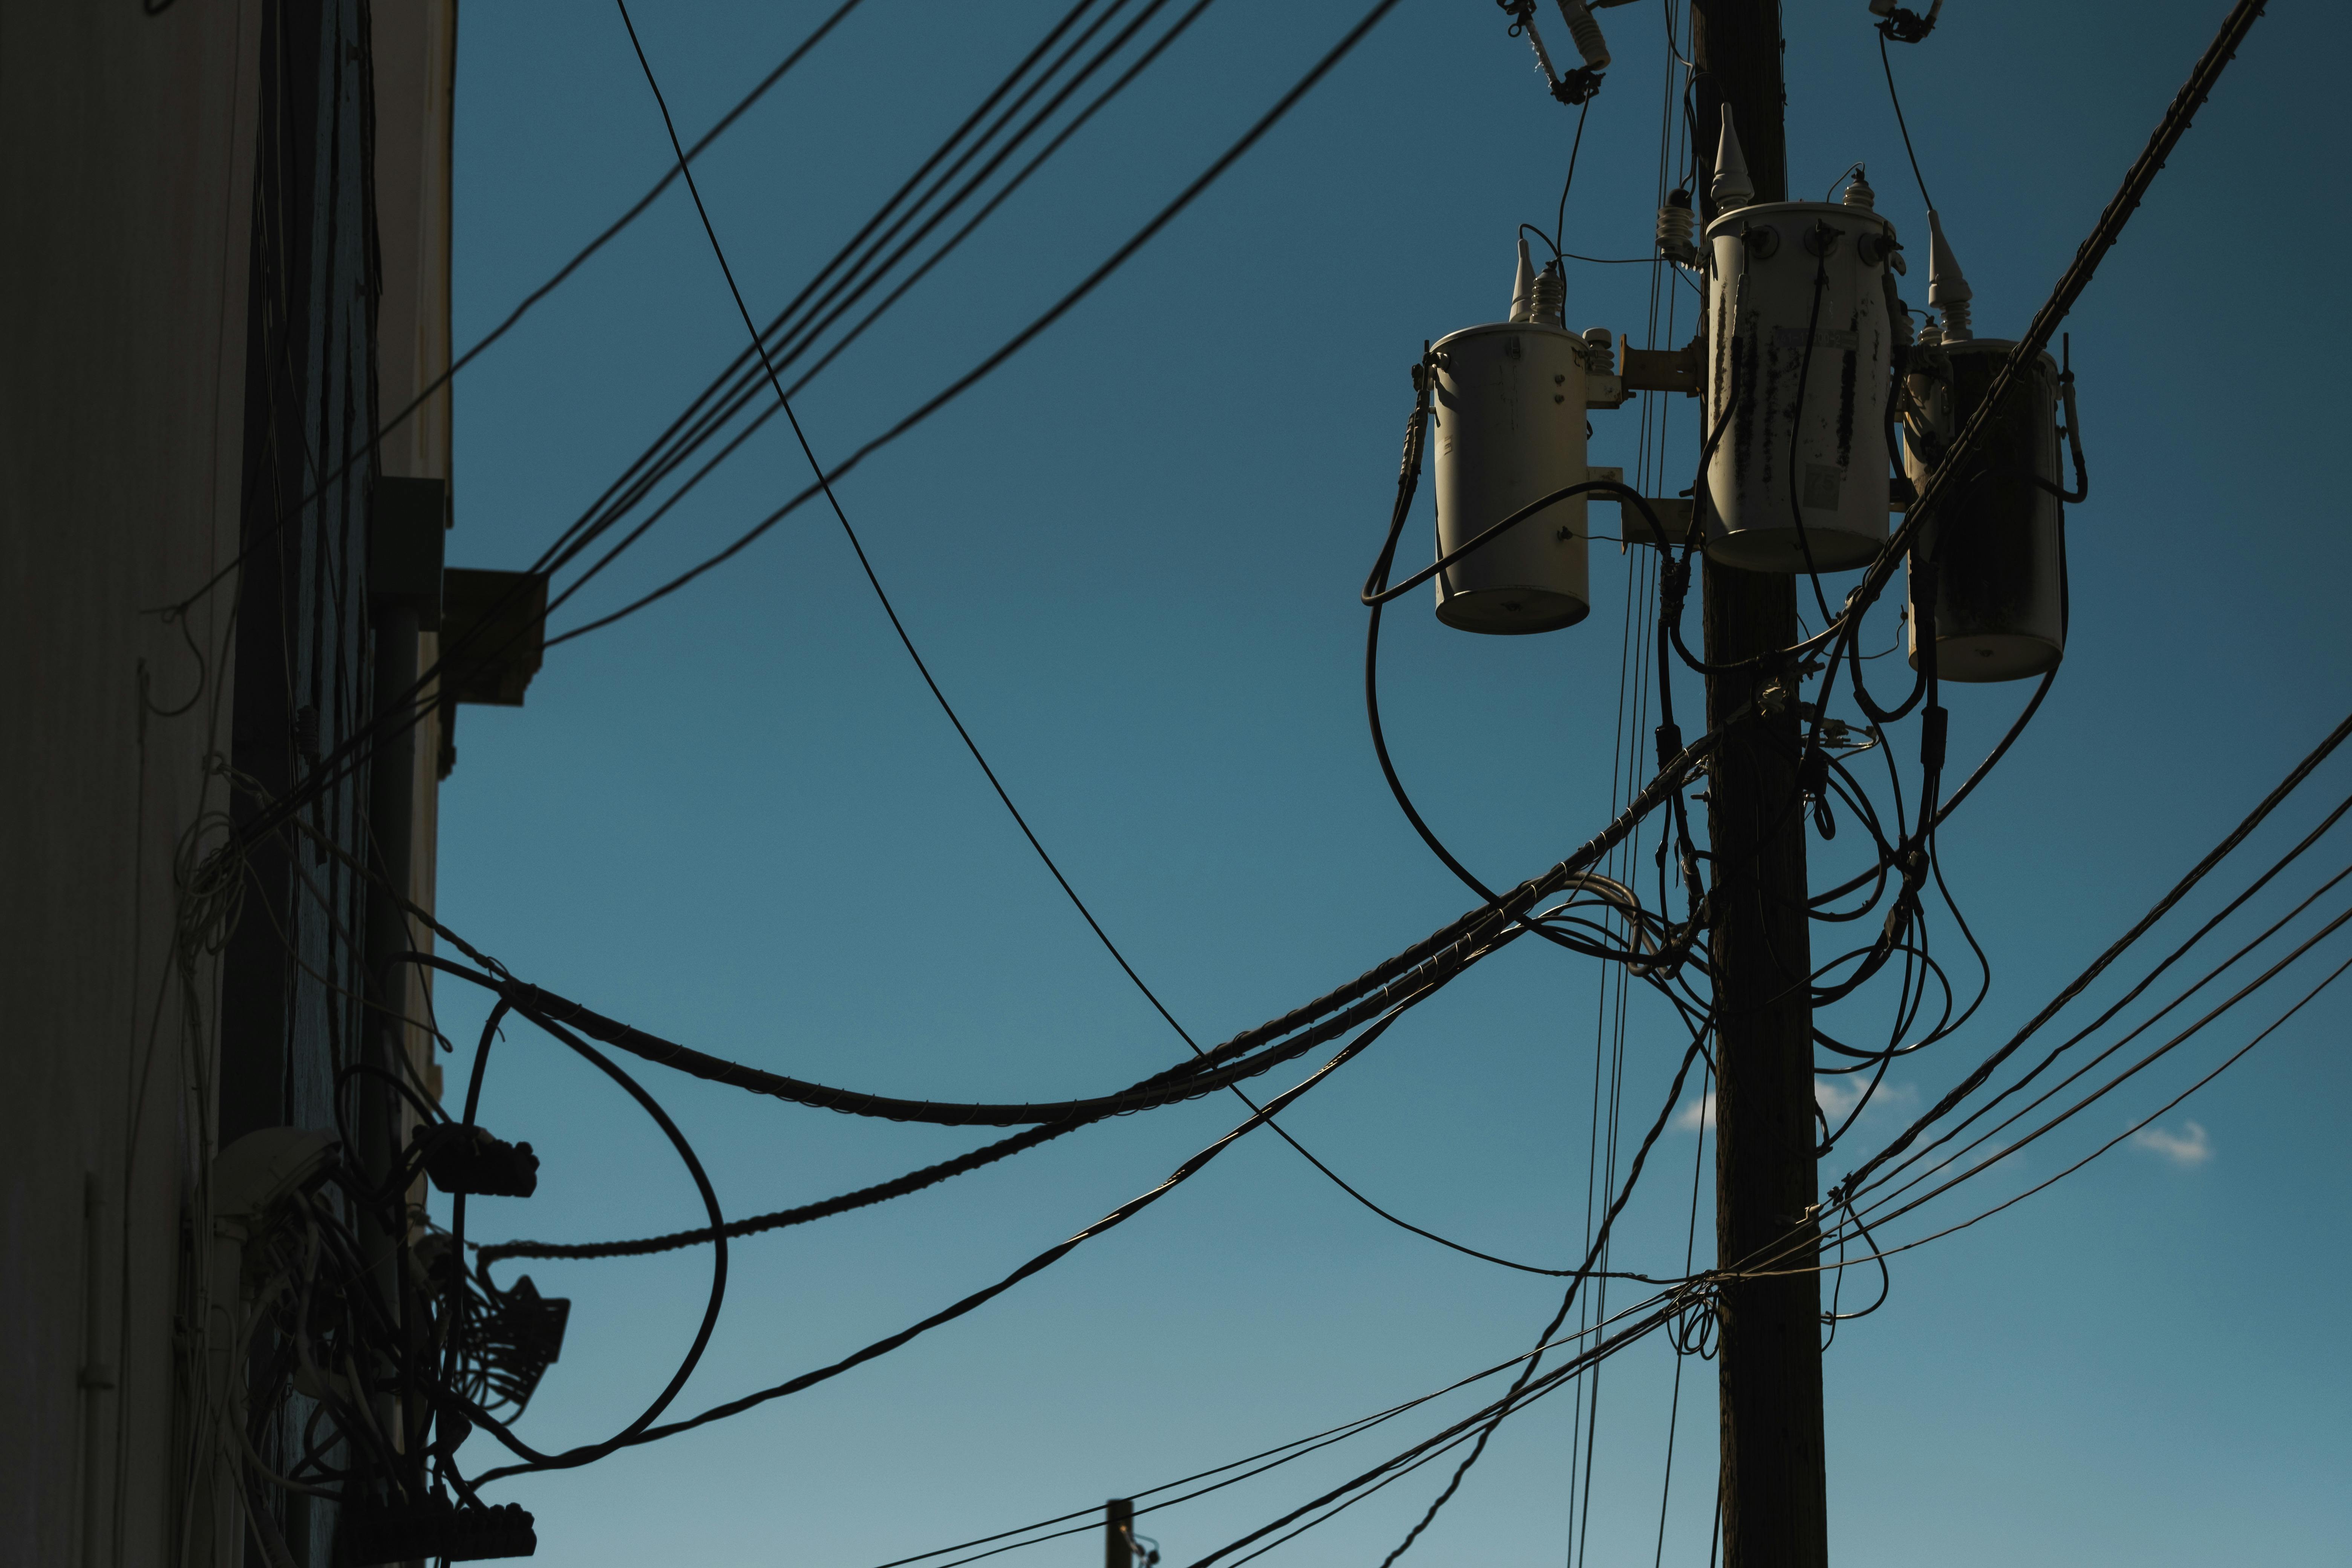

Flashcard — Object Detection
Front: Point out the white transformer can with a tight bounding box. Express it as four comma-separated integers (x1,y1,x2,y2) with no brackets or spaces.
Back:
1699,201,1898,572
1903,338,2066,681
1429,321,1590,633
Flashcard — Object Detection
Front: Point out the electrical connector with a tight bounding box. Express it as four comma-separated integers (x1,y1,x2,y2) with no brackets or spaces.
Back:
412,1124,539,1198
343,1496,537,1565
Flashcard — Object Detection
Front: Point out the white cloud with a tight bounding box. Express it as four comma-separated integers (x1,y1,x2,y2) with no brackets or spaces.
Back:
1675,1081,1914,1135
1815,1078,1916,1120
2130,1120,2212,1168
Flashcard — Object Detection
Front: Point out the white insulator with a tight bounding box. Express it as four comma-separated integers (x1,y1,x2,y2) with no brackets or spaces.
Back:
1902,339,2067,681
1926,208,1974,341
1509,237,1539,325
1711,105,1755,210
1582,327,1614,374
1429,322,1591,634
1842,170,1876,210
1656,193,1696,263
1917,318,1942,347
1555,0,1611,69
1698,201,1898,572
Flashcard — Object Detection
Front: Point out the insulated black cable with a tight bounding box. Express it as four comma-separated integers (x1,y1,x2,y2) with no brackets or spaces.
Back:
478,1122,1078,1266
1730,775,2352,1291
542,0,1153,596
1369,1037,1710,1568
1181,1302,1686,1568
411,940,1479,1125
1828,905,2352,1262
536,0,1112,582
1837,706,2352,1198
548,0,1410,644
1553,96,1592,256
365,1001,730,1487
546,0,1222,619
217,0,1146,859
864,1294,1689,1568
391,699,1721,1130
156,0,871,619
1850,853,2352,1218
1842,0,2269,650
615,0,1205,1057
474,993,1423,1479
1832,949,2352,1264
1877,28,1936,212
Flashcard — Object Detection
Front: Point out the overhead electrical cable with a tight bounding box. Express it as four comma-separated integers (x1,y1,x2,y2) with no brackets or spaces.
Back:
1828,950,2352,1265
1844,789,2352,1211
473,991,1430,1480
1848,865,2352,1225
1835,705,2352,1200
545,0,1411,645
542,0,1156,588
224,0,1392,896
859,1290,1694,1568
545,0,1224,615
156,0,871,619
219,0,1158,858
399,718,1721,1128
616,0,1207,1054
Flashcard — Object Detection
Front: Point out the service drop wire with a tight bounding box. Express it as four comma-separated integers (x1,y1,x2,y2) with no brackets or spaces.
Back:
612,0,1566,1295
868,1286,1694,1568
608,3,1224,1071
1844,838,2352,1226
1355,384,1697,966
1360,1031,1712,1568
432,1001,730,1478
154,0,874,621
208,0,1239,859
1829,946,2352,1271
550,0,1212,611
1836,705,2352,1203
554,0,1412,652
1794,909,2352,1286
435,997,514,1498
1182,1300,1690,1568
539,0,1118,583
474,989,1432,1478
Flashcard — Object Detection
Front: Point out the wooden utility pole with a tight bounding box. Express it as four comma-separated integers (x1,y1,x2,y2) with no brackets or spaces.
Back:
1689,3,1829,1565
1105,1499,1135,1568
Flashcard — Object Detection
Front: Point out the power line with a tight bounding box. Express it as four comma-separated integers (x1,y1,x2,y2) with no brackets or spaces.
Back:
544,0,1412,645
156,0,871,619
472,992,1426,1479
615,0,1207,1056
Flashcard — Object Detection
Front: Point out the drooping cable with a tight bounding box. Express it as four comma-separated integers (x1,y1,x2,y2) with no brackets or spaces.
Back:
615,0,1205,1055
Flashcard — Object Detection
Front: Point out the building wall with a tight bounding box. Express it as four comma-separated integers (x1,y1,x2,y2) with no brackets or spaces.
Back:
0,4,264,1565
1,3,455,1563
371,0,460,1102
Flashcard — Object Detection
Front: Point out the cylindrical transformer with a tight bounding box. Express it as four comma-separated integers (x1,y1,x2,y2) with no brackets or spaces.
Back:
1903,338,2066,681
1429,322,1590,634
1699,201,1898,572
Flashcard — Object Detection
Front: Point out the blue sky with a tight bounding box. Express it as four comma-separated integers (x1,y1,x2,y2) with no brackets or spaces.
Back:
430,3,2350,1562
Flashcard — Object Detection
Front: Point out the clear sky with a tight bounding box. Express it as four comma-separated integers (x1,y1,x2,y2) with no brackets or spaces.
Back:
430,3,2350,1563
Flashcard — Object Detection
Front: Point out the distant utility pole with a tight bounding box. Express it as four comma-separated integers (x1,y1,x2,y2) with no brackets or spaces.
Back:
1105,1498,1134,1568
1689,2,1830,1565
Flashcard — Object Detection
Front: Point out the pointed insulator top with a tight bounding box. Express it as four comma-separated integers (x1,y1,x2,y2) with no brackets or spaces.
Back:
1843,169,1876,210
1711,105,1755,211
1925,208,1974,339
1509,236,1539,325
